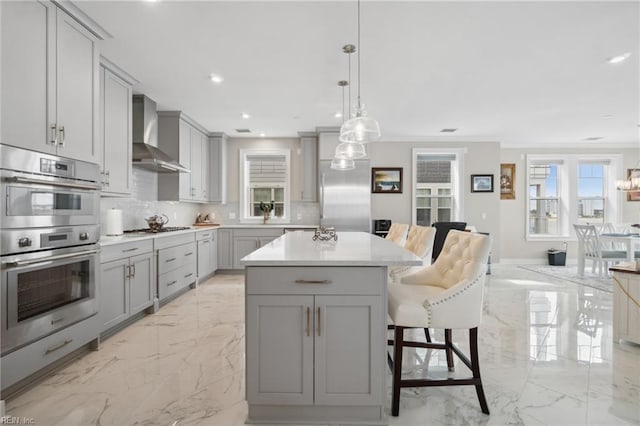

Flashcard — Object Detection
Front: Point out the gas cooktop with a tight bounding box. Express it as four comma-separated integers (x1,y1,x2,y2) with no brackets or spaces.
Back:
123,226,191,234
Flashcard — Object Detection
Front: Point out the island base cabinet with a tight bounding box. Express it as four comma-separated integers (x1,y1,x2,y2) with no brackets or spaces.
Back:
246,291,385,424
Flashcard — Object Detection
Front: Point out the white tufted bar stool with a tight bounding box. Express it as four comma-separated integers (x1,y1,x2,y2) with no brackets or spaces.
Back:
387,230,492,416
388,225,436,284
385,223,410,246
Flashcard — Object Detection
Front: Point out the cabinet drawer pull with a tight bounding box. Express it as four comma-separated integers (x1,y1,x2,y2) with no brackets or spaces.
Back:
167,280,178,286
184,273,193,278
58,126,65,147
51,317,65,325
317,307,321,336
295,279,332,284
50,124,57,145
122,247,139,253
201,233,210,238
306,307,310,337
166,257,177,263
45,339,73,355
185,252,194,256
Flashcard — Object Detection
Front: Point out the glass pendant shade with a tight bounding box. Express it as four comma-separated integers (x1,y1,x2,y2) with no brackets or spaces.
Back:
339,109,381,144
617,177,640,191
330,157,355,170
335,142,366,159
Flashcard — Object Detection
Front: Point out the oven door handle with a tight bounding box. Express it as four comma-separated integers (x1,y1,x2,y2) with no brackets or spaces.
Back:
9,176,100,191
3,249,99,268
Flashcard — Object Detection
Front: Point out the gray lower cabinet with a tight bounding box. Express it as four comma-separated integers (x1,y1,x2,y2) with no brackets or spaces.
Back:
232,229,283,269
217,229,233,269
197,229,217,279
245,266,385,424
156,233,197,301
100,241,154,332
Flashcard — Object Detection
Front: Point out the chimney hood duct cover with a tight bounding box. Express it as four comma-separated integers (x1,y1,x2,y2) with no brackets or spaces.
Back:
132,143,190,173
131,95,190,173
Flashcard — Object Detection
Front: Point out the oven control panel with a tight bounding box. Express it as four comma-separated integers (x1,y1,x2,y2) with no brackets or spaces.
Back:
0,225,100,256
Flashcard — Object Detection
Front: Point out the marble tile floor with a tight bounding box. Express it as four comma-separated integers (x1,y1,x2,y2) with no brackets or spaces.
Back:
4,266,640,425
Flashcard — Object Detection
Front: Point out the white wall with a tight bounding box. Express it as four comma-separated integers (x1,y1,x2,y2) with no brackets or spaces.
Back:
500,147,639,262
367,141,502,260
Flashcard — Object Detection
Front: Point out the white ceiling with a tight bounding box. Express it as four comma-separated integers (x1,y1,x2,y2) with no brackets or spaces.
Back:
78,0,639,146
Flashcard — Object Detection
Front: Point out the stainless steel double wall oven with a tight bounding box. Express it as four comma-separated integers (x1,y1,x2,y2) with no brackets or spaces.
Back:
1,144,100,356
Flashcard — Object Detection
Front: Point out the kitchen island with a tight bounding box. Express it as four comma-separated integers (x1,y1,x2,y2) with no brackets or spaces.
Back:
241,231,422,425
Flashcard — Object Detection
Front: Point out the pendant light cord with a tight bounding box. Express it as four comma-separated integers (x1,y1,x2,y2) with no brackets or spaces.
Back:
357,0,361,111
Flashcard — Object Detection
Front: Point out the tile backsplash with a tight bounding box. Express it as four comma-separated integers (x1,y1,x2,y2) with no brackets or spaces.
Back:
100,168,319,231
100,168,200,230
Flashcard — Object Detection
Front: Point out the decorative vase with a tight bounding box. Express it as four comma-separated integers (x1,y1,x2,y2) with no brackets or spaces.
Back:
263,211,269,224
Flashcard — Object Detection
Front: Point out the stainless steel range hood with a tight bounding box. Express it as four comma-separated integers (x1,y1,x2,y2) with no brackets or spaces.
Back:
131,95,190,173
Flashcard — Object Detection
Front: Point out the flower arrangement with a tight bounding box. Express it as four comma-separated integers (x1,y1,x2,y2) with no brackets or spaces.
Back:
259,201,275,224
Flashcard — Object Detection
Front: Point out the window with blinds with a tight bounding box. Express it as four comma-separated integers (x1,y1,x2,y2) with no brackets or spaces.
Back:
241,151,290,220
414,153,459,225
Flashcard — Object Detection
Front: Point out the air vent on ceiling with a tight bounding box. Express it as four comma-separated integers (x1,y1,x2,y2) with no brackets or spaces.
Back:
440,128,457,133
235,128,251,133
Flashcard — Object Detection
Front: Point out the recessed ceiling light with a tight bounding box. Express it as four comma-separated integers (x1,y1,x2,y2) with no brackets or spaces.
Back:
583,136,603,141
259,132,266,137
607,52,631,64
241,112,251,119
335,112,343,119
440,128,457,133
209,73,224,84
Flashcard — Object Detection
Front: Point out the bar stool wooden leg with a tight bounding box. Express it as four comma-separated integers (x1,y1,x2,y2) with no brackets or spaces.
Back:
445,329,454,371
470,327,490,414
391,326,404,417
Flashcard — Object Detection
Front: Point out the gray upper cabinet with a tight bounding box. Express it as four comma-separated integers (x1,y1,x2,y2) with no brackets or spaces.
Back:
1,1,99,163
99,59,136,195
209,133,228,204
299,133,318,202
158,112,210,203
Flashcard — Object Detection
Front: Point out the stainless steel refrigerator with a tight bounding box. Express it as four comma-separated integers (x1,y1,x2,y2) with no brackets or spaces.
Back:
319,159,371,232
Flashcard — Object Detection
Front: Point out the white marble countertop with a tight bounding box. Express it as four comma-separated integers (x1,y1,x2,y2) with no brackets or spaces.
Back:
240,231,423,266
99,224,319,247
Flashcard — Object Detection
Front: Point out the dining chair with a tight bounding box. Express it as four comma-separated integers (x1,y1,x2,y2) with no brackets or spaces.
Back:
385,223,409,246
573,224,628,277
387,230,492,416
431,221,467,261
388,225,436,284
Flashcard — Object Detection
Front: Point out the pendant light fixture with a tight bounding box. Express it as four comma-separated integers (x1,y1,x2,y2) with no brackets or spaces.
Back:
616,165,640,191
331,81,356,171
339,0,381,144
334,79,367,160
330,157,355,170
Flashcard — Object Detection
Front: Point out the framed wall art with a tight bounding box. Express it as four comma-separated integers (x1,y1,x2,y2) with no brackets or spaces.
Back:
500,163,516,200
372,168,403,193
471,174,494,193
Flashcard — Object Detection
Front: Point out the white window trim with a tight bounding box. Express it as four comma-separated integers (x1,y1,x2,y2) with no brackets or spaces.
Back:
525,153,622,241
411,147,466,226
239,148,291,224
